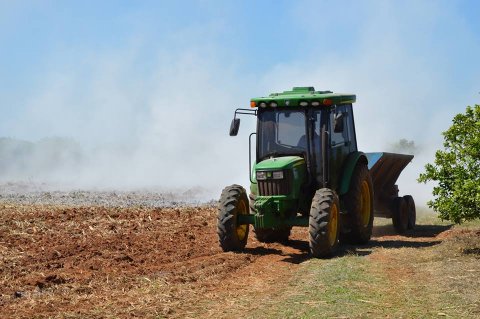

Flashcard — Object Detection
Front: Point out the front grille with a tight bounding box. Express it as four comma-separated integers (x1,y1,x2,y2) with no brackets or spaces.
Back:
258,171,292,196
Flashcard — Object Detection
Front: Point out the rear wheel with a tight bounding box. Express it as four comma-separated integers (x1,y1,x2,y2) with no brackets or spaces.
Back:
309,188,340,258
403,195,416,230
249,193,291,243
342,162,374,244
392,196,409,234
217,185,249,251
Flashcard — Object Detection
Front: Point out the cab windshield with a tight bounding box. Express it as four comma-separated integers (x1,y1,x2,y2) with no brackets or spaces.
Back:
257,109,308,161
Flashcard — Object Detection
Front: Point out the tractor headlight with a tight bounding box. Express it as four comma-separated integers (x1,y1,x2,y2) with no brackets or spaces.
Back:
256,171,267,180
272,171,284,179
256,170,284,180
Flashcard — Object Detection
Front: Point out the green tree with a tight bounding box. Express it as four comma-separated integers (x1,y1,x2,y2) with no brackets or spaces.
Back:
418,105,480,223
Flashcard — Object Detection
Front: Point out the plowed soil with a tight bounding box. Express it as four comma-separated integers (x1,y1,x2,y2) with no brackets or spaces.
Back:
1,204,305,318
0,203,477,318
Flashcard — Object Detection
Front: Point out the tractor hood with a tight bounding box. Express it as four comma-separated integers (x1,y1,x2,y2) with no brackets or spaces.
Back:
252,155,307,200
255,156,305,171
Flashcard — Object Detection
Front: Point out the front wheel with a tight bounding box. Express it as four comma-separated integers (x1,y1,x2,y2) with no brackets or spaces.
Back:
309,188,340,258
217,185,249,251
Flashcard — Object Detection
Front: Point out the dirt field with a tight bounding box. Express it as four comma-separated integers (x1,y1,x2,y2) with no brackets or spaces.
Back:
1,199,479,318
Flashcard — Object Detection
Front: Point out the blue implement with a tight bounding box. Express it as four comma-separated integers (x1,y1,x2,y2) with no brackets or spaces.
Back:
365,152,414,217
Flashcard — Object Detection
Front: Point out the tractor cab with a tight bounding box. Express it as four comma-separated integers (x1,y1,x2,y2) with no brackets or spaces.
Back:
232,87,358,194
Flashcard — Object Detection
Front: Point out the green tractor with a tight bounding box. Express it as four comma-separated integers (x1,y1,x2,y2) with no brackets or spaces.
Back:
218,87,415,257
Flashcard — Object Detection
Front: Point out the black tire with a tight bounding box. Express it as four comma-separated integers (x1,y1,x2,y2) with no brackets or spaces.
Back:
342,162,374,244
309,188,340,258
217,185,249,251
392,196,409,234
403,195,416,230
249,193,291,243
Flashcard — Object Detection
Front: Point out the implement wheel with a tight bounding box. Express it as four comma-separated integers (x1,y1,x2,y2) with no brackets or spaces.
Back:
392,196,409,234
342,162,374,244
249,193,291,243
403,195,416,230
309,188,340,258
217,185,249,251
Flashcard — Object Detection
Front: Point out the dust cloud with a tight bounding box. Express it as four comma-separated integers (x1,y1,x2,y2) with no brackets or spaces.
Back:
1,1,479,205
0,48,256,201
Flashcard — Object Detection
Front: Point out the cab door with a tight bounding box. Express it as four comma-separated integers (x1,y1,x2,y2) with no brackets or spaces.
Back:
329,104,352,189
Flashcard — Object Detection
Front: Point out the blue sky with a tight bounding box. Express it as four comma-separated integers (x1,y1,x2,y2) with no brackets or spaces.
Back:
0,0,479,199
1,1,479,129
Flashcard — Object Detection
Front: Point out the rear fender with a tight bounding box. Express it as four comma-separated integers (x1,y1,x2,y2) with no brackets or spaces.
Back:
338,152,368,196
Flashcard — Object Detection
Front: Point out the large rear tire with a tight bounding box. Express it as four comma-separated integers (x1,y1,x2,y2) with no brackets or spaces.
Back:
249,193,291,243
342,162,374,244
309,188,340,258
392,196,409,234
217,185,249,251
403,195,416,230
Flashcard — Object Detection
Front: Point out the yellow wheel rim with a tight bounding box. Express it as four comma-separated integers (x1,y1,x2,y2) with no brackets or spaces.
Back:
360,181,371,227
328,202,339,246
236,200,248,241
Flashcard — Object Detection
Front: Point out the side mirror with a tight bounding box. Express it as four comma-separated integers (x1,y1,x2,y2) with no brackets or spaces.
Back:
230,118,240,136
334,112,345,133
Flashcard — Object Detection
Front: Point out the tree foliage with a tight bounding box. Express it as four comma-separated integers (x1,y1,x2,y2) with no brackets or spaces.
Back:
418,105,480,223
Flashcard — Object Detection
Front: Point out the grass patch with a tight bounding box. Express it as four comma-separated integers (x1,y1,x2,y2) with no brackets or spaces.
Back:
276,256,385,318
247,212,480,319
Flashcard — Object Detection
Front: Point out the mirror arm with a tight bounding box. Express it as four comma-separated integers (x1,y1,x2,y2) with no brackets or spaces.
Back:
234,108,257,118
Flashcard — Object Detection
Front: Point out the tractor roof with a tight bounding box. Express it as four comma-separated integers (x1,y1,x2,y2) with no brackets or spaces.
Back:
250,87,356,108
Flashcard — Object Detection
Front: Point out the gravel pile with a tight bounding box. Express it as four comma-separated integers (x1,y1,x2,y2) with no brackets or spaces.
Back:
0,182,215,207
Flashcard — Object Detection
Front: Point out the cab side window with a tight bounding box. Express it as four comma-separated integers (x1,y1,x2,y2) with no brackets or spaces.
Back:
345,104,357,151
330,104,349,147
